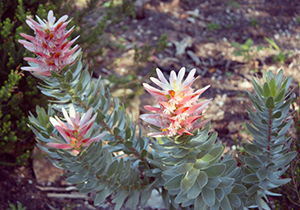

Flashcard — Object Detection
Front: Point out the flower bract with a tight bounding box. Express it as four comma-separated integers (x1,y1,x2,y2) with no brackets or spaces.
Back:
140,67,211,137
18,10,80,76
48,104,105,155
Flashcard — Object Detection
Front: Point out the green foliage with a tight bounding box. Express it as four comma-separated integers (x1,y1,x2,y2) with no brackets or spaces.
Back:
133,33,168,65
0,70,36,166
296,15,300,24
225,1,240,8
8,201,27,210
250,17,259,27
207,22,222,31
231,38,264,63
240,69,296,210
264,37,292,64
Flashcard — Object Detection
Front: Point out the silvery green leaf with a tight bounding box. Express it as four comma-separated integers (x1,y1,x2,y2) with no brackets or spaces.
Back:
181,168,200,193
257,168,269,180
242,143,263,156
176,162,194,174
220,195,232,210
94,188,111,205
274,88,285,102
206,178,221,189
175,190,188,204
204,164,225,177
113,189,129,210
263,83,271,98
194,159,209,169
165,174,184,190
74,81,83,92
65,71,73,81
200,132,218,150
106,160,119,177
266,96,275,109
210,201,220,210
218,177,235,188
141,149,147,159
272,151,297,168
50,70,61,78
231,184,246,194
67,174,88,183
274,69,283,85
202,186,215,206
140,189,152,207
171,149,189,158
264,190,281,196
266,178,291,188
244,157,262,168
125,190,140,209
254,194,270,210
269,78,276,96
278,98,291,110
271,111,282,119
187,179,201,199
242,174,259,183
228,194,241,207
201,145,224,164
215,188,224,202
222,186,233,194
182,198,195,207
194,195,207,210
246,184,260,195
197,171,208,188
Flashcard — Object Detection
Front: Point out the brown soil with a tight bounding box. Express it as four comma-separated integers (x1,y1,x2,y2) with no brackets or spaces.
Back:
1,0,300,209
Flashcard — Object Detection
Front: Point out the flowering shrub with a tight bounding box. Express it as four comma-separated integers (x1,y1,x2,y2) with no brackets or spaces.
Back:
20,10,297,210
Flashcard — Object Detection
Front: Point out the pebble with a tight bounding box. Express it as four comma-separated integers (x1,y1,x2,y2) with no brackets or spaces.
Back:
274,34,280,40
187,17,196,23
276,23,280,28
28,180,33,184
148,17,153,21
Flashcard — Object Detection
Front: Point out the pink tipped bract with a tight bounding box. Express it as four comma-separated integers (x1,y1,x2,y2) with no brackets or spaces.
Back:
140,67,211,137
48,104,105,154
18,10,80,76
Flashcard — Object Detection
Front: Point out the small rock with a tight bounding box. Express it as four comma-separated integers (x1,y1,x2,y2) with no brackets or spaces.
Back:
238,80,252,89
28,180,33,184
32,146,63,186
187,17,196,23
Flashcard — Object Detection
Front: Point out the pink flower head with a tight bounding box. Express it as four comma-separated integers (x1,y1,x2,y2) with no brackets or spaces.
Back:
140,67,211,137
48,104,105,155
18,10,80,76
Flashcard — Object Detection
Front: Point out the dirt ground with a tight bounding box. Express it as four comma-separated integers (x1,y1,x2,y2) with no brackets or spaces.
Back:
1,0,300,209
